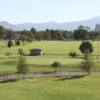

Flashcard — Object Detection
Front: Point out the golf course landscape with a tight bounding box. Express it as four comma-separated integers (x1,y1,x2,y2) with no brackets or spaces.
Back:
0,41,100,100
1,0,100,100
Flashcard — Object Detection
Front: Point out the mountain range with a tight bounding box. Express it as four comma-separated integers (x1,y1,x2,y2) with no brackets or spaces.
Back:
0,16,100,31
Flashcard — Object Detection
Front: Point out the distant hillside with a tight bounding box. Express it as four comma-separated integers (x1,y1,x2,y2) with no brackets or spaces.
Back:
0,16,100,31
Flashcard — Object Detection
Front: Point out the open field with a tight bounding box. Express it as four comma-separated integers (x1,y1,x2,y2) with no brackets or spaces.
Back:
0,41,100,72
0,41,100,100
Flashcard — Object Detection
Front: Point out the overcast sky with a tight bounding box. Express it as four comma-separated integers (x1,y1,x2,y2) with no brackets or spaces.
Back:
0,0,100,24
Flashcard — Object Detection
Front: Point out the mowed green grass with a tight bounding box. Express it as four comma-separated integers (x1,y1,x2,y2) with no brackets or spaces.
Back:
0,41,100,72
0,74,100,100
0,41,100,100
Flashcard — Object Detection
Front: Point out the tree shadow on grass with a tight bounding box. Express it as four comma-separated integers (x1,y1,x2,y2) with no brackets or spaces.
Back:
67,56,83,59
28,64,50,67
0,56,18,60
1,60,17,65
54,75,86,81
47,53,66,55
0,79,19,83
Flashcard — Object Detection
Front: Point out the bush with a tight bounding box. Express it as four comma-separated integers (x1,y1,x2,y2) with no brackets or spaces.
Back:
15,40,21,46
5,52,11,57
51,61,61,72
68,52,77,57
51,61,61,67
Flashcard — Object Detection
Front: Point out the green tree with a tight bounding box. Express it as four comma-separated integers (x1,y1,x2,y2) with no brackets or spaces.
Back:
18,48,24,56
43,29,51,40
6,29,16,40
7,40,13,48
17,55,29,74
31,27,36,40
19,30,34,43
35,32,43,40
31,27,36,35
73,26,89,40
81,50,94,74
0,26,7,39
19,34,27,44
79,41,93,54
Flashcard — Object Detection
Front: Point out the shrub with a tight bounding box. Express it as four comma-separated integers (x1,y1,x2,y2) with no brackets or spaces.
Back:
51,61,61,72
68,52,77,57
5,52,11,57
15,40,21,46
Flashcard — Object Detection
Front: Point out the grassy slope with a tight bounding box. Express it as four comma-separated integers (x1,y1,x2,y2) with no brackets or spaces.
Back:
0,41,100,100
0,74,100,100
0,41,100,72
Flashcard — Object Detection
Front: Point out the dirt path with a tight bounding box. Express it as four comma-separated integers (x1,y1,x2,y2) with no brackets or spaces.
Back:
0,71,88,82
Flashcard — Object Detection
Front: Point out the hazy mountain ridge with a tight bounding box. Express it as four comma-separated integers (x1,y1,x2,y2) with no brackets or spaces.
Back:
0,16,100,31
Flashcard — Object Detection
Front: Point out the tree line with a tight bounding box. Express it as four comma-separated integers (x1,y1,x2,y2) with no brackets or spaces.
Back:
0,25,100,42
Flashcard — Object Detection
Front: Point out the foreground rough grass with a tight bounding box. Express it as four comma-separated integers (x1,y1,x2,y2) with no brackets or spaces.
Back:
0,73,100,100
